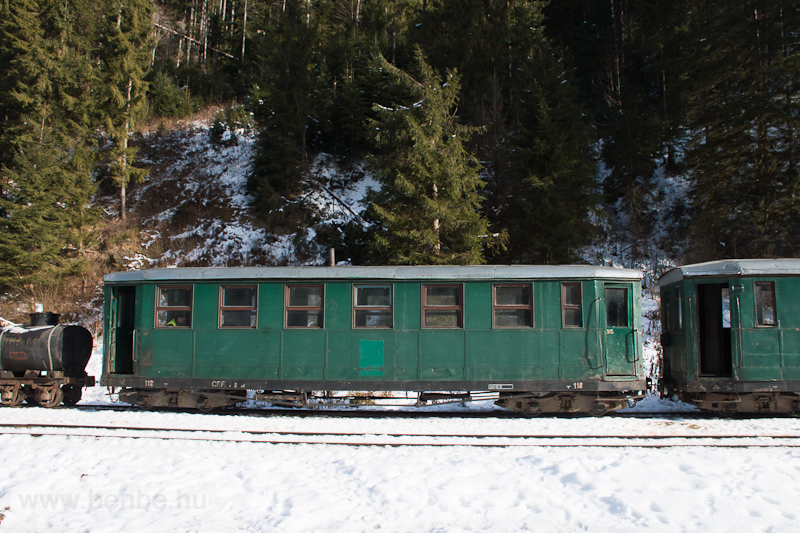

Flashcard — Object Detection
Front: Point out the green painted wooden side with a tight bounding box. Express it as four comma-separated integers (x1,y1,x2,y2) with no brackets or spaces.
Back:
107,277,643,384
664,275,800,384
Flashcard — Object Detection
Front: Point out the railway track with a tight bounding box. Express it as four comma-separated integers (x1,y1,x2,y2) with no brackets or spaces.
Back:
2,421,799,448
0,401,776,419
71,403,720,419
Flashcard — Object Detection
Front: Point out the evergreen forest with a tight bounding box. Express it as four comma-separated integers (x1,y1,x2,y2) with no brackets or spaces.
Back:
2,0,799,292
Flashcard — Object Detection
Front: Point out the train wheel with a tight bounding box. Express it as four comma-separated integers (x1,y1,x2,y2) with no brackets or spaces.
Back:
61,385,82,406
197,404,216,413
37,384,64,408
589,401,610,417
23,385,40,406
1,385,25,407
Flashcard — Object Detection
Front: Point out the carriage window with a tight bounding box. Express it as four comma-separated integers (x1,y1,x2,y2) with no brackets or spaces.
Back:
286,285,324,328
354,285,392,328
675,287,683,329
562,283,583,327
663,296,672,331
156,286,192,328
220,285,257,328
721,288,731,328
423,285,463,328
755,282,776,326
605,288,629,327
493,285,532,328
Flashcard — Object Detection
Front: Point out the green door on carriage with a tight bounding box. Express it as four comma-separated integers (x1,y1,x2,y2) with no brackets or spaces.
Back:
604,283,636,376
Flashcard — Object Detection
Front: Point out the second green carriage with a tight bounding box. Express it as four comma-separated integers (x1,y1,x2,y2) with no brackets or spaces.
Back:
660,259,800,414
102,265,645,414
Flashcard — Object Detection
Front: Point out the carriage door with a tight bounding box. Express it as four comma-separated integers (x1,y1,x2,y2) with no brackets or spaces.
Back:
604,284,636,376
110,287,136,374
696,283,733,377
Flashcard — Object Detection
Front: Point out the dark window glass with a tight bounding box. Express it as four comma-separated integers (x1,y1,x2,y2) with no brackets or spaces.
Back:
493,285,533,328
156,286,192,328
675,287,683,329
355,286,391,307
159,287,191,307
287,310,323,328
286,285,324,328
288,286,323,307
220,286,257,328
562,283,582,327
354,285,392,328
755,282,776,326
722,288,731,328
223,287,256,308
605,288,629,327
423,285,462,328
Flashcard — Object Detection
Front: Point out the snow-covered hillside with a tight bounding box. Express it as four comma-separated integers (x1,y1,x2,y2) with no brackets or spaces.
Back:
108,121,374,271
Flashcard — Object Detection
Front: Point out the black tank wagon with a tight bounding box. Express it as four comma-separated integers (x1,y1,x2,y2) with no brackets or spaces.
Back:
0,313,95,407
660,259,800,415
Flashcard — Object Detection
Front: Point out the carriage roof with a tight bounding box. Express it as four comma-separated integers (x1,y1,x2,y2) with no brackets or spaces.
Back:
659,259,800,286
105,264,643,283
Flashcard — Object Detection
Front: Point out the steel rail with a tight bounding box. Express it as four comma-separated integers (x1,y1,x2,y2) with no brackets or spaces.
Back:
0,402,767,419
1,423,799,448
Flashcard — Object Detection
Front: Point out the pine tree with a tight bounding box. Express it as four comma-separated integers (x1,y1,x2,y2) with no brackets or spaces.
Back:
368,49,504,265
685,0,800,260
247,2,327,230
495,44,599,264
96,0,153,222
0,0,100,287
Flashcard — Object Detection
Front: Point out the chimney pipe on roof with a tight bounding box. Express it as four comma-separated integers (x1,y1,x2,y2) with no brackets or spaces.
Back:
327,247,335,267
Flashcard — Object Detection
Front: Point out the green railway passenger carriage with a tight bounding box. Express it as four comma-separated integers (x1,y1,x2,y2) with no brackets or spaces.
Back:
102,265,645,415
659,259,800,415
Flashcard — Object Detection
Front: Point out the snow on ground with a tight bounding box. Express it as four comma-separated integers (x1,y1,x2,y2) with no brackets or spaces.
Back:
2,402,800,532
2,342,800,532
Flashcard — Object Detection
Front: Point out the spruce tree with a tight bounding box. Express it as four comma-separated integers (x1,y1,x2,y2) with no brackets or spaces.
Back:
247,3,326,230
0,0,99,287
96,0,153,222
685,0,800,260
495,45,598,264
368,49,503,265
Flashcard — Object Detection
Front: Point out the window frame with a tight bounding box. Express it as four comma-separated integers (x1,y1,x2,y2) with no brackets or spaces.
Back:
285,284,324,329
561,282,583,328
492,284,533,328
755,281,777,327
353,284,393,329
604,286,630,328
155,285,193,329
422,284,464,329
219,285,258,329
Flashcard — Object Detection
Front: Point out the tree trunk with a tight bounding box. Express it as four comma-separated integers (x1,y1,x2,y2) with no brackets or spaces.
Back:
241,0,248,60
121,76,133,222
433,183,441,255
